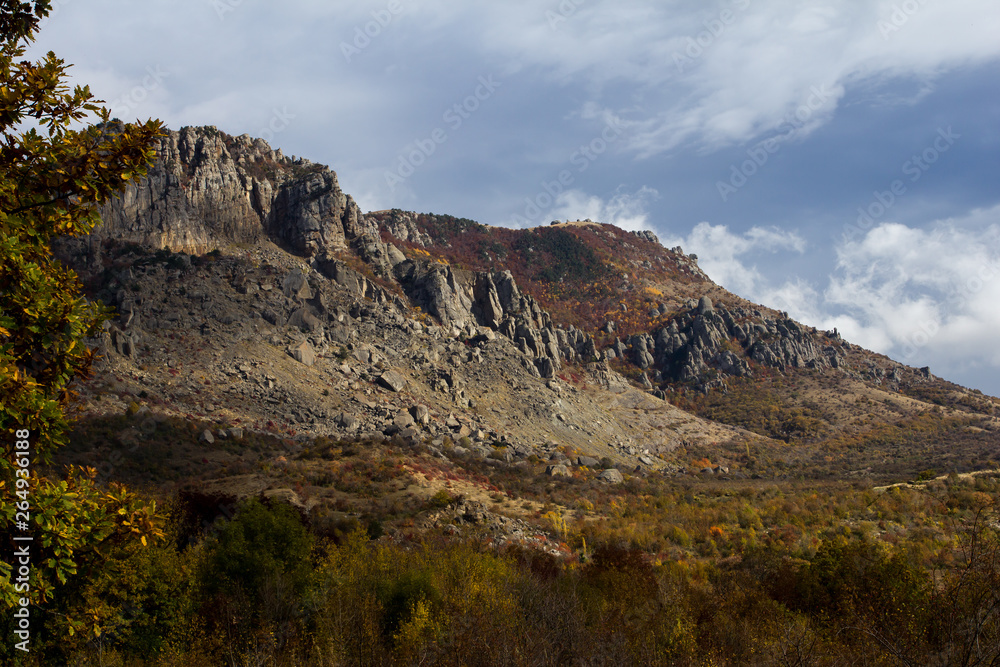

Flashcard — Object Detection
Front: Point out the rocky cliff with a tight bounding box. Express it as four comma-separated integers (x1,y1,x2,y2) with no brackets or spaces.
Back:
89,126,951,399
97,126,372,255
93,126,596,381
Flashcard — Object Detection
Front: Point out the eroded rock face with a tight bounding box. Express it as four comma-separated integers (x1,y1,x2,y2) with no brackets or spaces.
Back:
629,300,845,388
387,260,598,378
393,260,474,325
97,126,374,255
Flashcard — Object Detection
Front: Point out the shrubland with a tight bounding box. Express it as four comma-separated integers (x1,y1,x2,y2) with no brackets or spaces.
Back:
4,420,999,666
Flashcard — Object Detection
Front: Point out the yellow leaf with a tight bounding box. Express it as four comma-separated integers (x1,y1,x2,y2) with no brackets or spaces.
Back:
141,535,147,546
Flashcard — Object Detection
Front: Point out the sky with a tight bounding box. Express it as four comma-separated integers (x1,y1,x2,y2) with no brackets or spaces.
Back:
30,0,1000,396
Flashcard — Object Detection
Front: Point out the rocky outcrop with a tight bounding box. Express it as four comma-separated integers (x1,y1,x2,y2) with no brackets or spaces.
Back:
611,297,845,389
367,209,432,247
386,254,597,378
393,260,474,325
97,126,375,255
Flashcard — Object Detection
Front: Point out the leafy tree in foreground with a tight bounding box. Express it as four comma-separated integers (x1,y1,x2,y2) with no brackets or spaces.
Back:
0,0,165,635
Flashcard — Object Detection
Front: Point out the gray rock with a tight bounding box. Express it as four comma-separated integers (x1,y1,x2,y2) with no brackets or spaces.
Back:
536,357,556,379
263,488,306,511
409,404,430,425
577,456,600,468
199,429,215,445
290,340,316,366
335,413,359,430
282,269,313,301
287,307,322,333
393,260,473,325
378,370,407,392
545,464,571,477
598,468,624,484
327,323,351,344
97,126,374,257
386,243,407,266
394,411,416,429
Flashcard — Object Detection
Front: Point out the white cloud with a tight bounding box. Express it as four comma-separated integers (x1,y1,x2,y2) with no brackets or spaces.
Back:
660,221,807,299
28,0,1000,170
549,186,660,231
458,0,1000,155
825,211,1000,369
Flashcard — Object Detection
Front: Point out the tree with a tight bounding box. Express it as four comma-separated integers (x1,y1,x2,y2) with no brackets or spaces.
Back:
0,0,164,634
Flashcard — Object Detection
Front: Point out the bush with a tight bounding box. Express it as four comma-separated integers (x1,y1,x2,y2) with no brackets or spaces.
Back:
201,497,314,603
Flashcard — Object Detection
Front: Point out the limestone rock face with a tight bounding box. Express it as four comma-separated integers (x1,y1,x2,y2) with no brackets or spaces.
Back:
393,260,474,326
631,300,846,389
368,209,433,247
97,126,375,256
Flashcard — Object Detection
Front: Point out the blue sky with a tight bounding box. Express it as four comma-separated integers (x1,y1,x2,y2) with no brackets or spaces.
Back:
31,0,1000,395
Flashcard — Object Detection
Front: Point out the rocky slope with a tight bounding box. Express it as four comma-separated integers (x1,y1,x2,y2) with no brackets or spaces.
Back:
56,125,999,501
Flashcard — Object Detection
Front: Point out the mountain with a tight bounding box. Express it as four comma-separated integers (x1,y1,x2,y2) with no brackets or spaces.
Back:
41,124,1000,663
58,125,997,484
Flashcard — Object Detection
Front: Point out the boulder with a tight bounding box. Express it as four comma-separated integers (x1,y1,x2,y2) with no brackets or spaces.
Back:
335,412,359,430
290,340,316,366
598,468,624,484
394,411,416,430
577,456,600,468
282,269,313,300
263,488,307,512
287,307,322,333
378,370,407,392
199,429,215,445
409,404,430,425
545,464,571,477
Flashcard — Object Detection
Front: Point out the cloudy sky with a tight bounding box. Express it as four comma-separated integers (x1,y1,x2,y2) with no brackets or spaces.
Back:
32,0,1000,395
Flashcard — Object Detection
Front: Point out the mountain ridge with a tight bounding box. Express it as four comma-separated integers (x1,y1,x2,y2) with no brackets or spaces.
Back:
58,124,997,487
